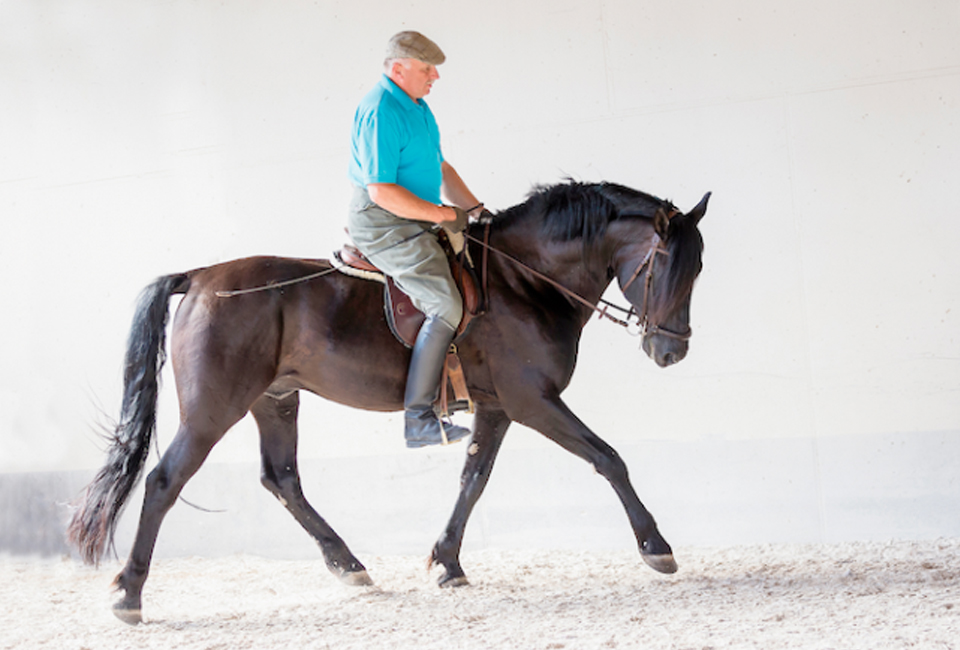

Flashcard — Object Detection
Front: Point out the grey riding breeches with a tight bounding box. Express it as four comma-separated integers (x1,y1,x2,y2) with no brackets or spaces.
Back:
346,186,463,330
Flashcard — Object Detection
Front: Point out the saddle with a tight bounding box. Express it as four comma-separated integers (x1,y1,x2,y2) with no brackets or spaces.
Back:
334,229,484,415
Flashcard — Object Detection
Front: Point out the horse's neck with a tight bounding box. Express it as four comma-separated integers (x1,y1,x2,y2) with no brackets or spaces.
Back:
484,222,613,313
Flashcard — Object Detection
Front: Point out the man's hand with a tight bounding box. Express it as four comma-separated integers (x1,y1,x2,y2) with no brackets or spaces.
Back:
443,205,469,233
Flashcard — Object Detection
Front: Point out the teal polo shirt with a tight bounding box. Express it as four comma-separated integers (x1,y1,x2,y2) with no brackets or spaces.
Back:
349,75,444,205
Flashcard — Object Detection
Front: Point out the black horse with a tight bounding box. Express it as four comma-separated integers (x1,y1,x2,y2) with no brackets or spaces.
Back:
69,180,709,624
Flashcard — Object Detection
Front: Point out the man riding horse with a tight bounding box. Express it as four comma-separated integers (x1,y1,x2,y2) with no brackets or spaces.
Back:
67,29,711,623
346,31,485,448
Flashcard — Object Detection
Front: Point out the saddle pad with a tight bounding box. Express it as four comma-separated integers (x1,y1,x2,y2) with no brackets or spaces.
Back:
330,249,385,283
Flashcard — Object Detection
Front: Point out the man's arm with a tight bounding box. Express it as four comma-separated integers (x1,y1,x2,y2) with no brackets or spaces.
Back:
440,161,483,216
367,183,457,224
368,160,481,224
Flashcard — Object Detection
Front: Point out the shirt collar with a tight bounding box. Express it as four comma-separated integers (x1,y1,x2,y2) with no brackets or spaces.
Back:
379,74,423,111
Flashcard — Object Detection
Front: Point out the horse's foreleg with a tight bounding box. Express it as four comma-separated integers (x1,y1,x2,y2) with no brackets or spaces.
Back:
430,406,510,587
250,392,372,586
113,424,224,624
523,396,677,574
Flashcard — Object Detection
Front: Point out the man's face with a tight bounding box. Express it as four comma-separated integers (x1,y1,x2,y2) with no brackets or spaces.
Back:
391,59,440,100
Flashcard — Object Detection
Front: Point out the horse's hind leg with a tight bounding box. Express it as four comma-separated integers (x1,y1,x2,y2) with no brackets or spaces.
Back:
250,392,372,586
113,422,229,623
430,406,511,586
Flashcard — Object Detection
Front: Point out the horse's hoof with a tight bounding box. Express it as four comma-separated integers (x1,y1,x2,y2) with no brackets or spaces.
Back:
340,569,374,587
112,605,143,625
642,553,678,574
438,573,469,588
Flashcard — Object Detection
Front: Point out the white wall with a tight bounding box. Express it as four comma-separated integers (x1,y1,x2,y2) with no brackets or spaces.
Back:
1,0,958,557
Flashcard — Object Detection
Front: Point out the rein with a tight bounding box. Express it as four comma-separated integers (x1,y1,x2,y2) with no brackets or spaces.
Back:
215,267,338,297
465,225,690,340
216,221,690,341
465,228,631,327
214,228,433,298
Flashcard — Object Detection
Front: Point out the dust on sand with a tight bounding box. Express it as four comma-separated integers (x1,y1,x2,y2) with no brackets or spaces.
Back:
1,539,957,649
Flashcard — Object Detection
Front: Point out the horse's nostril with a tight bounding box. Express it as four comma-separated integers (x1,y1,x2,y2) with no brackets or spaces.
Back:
662,352,676,366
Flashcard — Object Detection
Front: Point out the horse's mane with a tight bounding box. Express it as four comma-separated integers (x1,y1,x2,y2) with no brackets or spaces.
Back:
492,181,674,243
650,213,704,324
487,180,702,321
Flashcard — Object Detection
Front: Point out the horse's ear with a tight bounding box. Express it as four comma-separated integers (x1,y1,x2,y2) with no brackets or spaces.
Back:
654,207,671,239
687,192,711,225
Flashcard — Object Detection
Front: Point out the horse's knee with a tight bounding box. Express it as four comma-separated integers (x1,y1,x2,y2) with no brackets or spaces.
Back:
260,471,285,499
260,468,299,505
593,450,629,483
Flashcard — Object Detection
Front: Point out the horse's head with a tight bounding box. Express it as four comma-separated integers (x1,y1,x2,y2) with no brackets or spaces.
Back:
488,181,708,368
611,191,709,368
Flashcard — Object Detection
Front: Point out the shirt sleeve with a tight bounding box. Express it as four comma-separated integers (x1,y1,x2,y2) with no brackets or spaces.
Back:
355,104,403,186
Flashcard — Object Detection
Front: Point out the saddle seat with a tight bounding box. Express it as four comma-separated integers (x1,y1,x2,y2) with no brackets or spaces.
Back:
337,245,380,273
336,231,482,347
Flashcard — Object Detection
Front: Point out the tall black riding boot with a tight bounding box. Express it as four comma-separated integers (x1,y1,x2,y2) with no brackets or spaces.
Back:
404,316,472,448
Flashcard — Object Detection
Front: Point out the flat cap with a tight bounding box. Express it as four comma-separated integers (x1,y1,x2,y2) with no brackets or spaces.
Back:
385,31,445,65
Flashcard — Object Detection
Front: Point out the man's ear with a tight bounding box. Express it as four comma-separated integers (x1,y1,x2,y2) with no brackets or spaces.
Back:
387,58,405,80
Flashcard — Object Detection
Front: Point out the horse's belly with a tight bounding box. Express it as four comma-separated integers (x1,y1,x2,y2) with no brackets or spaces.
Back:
277,297,410,411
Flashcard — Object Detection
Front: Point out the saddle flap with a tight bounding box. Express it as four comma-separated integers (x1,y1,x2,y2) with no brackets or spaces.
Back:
384,278,425,349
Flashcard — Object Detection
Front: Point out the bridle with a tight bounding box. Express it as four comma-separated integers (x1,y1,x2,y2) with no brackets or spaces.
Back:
617,232,692,342
465,221,692,342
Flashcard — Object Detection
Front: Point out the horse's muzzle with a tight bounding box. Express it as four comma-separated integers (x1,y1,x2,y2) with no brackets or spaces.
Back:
642,334,688,368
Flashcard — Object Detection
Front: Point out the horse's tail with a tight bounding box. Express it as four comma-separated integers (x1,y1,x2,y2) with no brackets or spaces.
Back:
67,273,190,565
